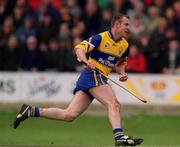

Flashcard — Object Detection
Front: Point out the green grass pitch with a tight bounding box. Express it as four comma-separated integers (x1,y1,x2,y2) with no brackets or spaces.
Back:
0,109,180,146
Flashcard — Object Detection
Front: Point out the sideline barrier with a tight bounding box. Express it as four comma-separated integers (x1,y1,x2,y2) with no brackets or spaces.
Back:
0,72,180,105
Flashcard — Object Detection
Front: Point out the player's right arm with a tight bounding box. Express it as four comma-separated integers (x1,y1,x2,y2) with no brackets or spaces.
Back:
74,35,101,69
75,47,96,69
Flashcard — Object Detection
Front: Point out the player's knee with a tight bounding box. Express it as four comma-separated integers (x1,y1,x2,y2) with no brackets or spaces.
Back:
116,100,121,110
64,111,78,122
113,101,120,111
108,100,121,111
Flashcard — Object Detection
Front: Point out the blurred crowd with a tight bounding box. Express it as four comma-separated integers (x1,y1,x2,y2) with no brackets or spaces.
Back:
0,0,179,74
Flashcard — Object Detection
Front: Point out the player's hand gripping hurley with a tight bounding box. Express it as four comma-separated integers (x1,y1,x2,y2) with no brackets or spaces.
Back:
81,61,147,103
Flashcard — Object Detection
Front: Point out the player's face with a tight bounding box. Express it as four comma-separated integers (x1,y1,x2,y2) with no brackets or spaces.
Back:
117,17,130,38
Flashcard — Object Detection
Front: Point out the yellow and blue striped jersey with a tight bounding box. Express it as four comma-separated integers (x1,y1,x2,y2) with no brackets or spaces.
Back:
75,30,129,75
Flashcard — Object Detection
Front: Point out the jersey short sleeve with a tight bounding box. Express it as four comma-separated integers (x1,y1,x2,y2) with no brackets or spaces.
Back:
121,47,129,58
118,39,129,65
117,48,129,65
75,35,102,52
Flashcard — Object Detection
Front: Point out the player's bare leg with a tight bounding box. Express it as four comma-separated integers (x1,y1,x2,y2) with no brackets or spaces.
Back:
89,84,121,129
13,91,92,128
89,84,143,146
40,91,92,121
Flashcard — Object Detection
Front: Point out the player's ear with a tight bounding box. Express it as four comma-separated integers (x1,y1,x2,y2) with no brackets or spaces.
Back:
114,21,119,27
116,21,122,28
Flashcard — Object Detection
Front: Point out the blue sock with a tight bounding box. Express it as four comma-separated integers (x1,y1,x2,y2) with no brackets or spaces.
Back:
34,107,40,117
113,128,124,141
30,107,40,117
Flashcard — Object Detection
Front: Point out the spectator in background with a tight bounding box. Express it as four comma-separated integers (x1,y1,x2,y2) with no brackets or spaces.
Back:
72,21,86,38
43,38,63,71
38,14,57,43
57,22,71,47
57,23,76,71
100,9,112,32
66,0,81,20
33,3,49,23
130,16,146,39
16,15,37,44
162,39,180,74
139,33,150,56
16,0,31,14
28,0,61,11
153,0,168,16
126,44,147,73
0,0,15,25
165,28,178,42
0,16,14,48
12,4,26,29
39,41,48,55
51,0,61,10
72,25,82,38
146,6,160,34
82,0,101,37
148,17,168,73
40,0,60,11
173,0,180,38
165,7,179,32
144,0,153,7
127,1,147,24
20,36,44,71
40,0,60,24
127,0,139,9
97,0,109,10
58,5,73,28
28,0,41,10
108,0,126,14
3,35,21,71
0,47,3,70
76,21,86,38
0,0,8,25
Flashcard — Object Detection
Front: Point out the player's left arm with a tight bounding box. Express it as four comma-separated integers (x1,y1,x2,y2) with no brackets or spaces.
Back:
115,48,129,82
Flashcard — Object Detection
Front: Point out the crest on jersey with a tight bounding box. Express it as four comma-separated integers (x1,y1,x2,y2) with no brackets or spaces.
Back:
105,43,110,49
119,48,123,54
